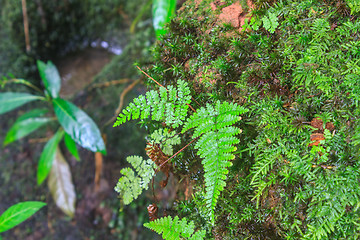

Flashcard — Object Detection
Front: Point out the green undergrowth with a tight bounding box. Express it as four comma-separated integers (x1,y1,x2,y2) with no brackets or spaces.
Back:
113,0,360,239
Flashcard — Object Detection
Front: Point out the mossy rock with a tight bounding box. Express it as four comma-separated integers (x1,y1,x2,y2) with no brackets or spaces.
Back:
143,0,360,239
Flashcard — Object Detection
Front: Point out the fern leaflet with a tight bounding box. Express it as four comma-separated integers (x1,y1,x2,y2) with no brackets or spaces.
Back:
182,101,248,223
261,12,279,33
113,79,191,128
114,156,156,204
144,216,206,240
148,128,181,155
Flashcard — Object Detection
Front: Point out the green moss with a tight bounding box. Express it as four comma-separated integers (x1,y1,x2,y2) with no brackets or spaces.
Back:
142,0,360,239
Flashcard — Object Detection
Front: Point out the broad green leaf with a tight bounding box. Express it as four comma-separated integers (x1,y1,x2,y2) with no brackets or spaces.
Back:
4,109,52,145
37,129,64,185
152,0,177,38
0,92,41,115
0,201,46,233
52,98,106,154
48,148,76,218
64,133,80,161
37,60,61,98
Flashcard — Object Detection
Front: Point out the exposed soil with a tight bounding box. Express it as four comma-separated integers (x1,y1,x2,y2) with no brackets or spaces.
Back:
216,0,254,31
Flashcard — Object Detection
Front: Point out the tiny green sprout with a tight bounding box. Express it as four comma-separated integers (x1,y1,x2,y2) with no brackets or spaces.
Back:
152,63,165,74
213,57,230,74
171,63,182,76
182,33,194,44
167,42,179,53
179,17,189,27
230,37,241,48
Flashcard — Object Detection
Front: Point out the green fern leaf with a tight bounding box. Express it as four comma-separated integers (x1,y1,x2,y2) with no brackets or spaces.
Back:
182,101,248,223
346,0,360,14
262,12,279,33
113,80,191,128
144,216,206,240
148,128,181,155
114,156,156,204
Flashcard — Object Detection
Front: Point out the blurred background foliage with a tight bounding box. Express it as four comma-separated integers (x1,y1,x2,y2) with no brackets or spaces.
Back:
0,0,160,239
0,0,153,77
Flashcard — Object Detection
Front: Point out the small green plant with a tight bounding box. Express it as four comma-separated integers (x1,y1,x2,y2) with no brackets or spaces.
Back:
247,10,279,33
346,0,360,14
0,60,106,217
144,215,206,240
261,11,279,33
113,79,191,128
0,201,46,236
181,101,248,223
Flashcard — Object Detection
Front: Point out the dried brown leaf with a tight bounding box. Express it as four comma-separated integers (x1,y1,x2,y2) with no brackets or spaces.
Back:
48,147,76,217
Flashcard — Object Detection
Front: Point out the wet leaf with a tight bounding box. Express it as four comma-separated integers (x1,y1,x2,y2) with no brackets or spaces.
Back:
311,118,323,130
310,133,325,141
37,60,61,98
48,148,76,218
37,129,64,185
309,133,325,147
325,122,335,131
52,98,106,154
0,92,41,115
64,133,80,161
4,115,52,146
0,201,46,233
152,0,176,38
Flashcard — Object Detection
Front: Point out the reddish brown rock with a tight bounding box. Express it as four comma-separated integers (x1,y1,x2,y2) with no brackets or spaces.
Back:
218,2,243,28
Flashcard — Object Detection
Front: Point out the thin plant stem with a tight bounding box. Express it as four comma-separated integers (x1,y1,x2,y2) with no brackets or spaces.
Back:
11,78,44,94
156,137,198,172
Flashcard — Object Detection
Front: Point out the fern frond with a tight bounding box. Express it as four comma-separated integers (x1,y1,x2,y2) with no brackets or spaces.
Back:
113,80,191,128
182,101,248,223
148,128,181,155
114,156,156,204
144,216,206,240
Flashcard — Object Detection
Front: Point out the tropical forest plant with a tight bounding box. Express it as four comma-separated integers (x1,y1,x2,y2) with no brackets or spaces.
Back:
0,60,106,217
